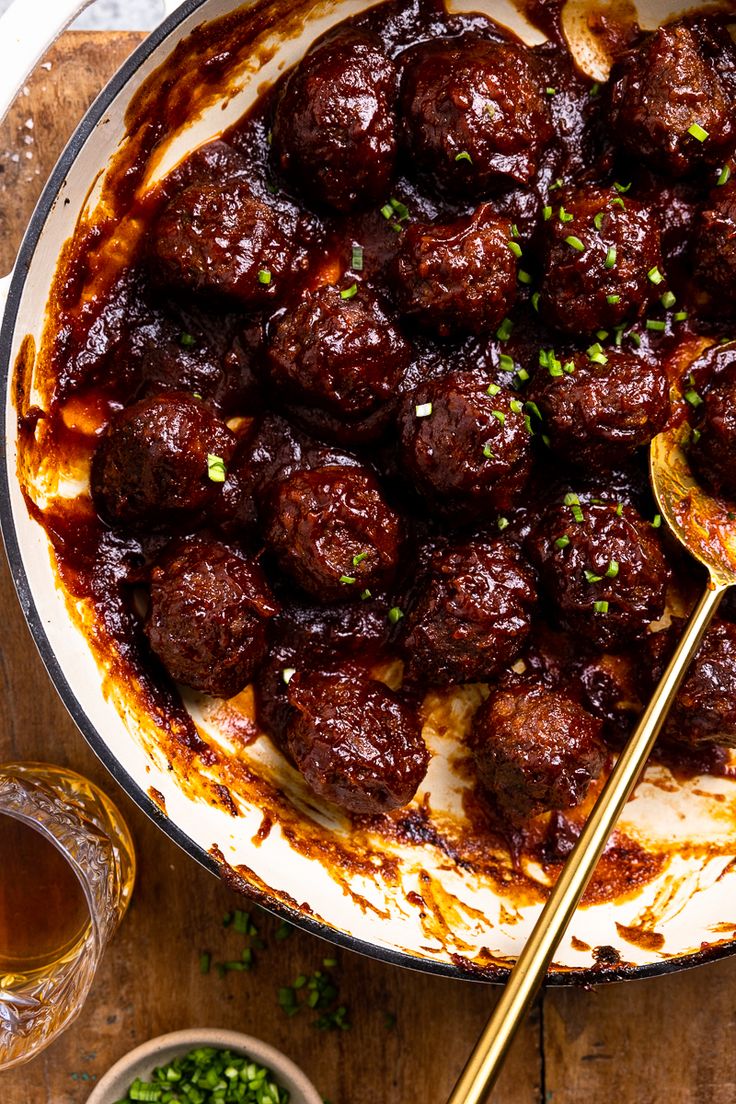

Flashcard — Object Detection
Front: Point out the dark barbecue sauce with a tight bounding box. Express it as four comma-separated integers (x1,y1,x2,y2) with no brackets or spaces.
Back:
16,0,736,901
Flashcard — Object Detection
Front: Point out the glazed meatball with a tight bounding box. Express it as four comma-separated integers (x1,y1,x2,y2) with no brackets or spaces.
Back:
267,285,410,443
528,500,669,650
287,669,429,814
679,618,736,747
399,36,553,198
471,682,605,822
538,187,663,335
264,465,403,601
664,620,736,749
398,372,533,518
529,347,670,469
146,537,278,698
403,539,537,685
151,180,308,306
91,393,236,528
608,18,736,178
689,360,736,500
692,180,736,313
391,204,517,337
271,29,398,213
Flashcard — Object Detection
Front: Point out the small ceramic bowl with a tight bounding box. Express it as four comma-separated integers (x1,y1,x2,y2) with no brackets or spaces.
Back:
86,1028,323,1104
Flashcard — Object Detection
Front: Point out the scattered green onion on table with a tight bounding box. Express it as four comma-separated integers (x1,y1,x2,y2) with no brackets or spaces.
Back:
113,1047,289,1104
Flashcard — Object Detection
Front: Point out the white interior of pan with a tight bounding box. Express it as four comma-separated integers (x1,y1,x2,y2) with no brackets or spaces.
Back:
5,0,736,977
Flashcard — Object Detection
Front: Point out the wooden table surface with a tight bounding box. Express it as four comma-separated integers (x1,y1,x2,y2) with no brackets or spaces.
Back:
1,31,735,1104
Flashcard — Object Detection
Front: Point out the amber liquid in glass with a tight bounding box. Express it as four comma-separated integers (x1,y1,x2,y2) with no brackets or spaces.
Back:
0,813,91,974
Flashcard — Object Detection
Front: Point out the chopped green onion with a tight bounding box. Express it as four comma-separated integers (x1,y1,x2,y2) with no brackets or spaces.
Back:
605,560,620,578
647,265,664,285
380,203,393,219
341,283,358,299
546,86,557,95
594,600,610,614
499,354,514,372
611,196,626,210
390,197,410,221
483,443,495,459
543,205,552,220
674,310,688,322
510,223,520,238
507,240,523,258
351,245,364,270
692,427,702,444
646,319,666,332
565,235,585,251
485,103,496,118
652,514,662,528
629,331,642,347
717,165,731,186
207,454,227,483
200,952,211,975
388,607,404,625
510,399,524,414
497,317,514,342
492,409,506,423
555,535,571,549
487,382,501,396
585,570,604,583
179,332,196,347
559,206,574,223
606,294,621,304
550,177,564,191
517,367,530,383
587,342,608,365
531,291,541,312
518,269,533,285
525,400,542,420
497,516,510,531
604,246,617,269
660,290,676,309
340,576,356,585
352,551,369,566
594,211,605,231
563,360,575,374
360,589,372,600
415,402,433,417
614,181,632,194
688,122,709,142
455,151,473,163
258,269,272,285
685,388,703,407
596,329,609,341
564,492,584,523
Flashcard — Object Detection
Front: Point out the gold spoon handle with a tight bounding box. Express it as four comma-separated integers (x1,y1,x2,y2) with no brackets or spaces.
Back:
447,581,726,1104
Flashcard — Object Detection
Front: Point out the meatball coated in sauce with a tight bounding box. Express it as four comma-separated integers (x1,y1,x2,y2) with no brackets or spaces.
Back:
287,669,429,814
664,620,736,749
528,501,669,650
471,682,605,822
529,348,670,469
692,180,736,314
403,539,537,685
608,18,736,178
264,465,403,602
266,285,410,443
538,187,663,335
689,360,736,500
271,29,398,213
145,537,278,699
151,180,308,306
398,372,533,518
91,394,235,528
391,203,517,337
399,36,553,198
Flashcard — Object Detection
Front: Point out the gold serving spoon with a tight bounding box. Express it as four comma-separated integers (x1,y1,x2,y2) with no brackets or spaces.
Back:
447,377,736,1104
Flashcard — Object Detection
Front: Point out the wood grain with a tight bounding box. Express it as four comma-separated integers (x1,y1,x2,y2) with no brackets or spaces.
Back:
0,30,733,1104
